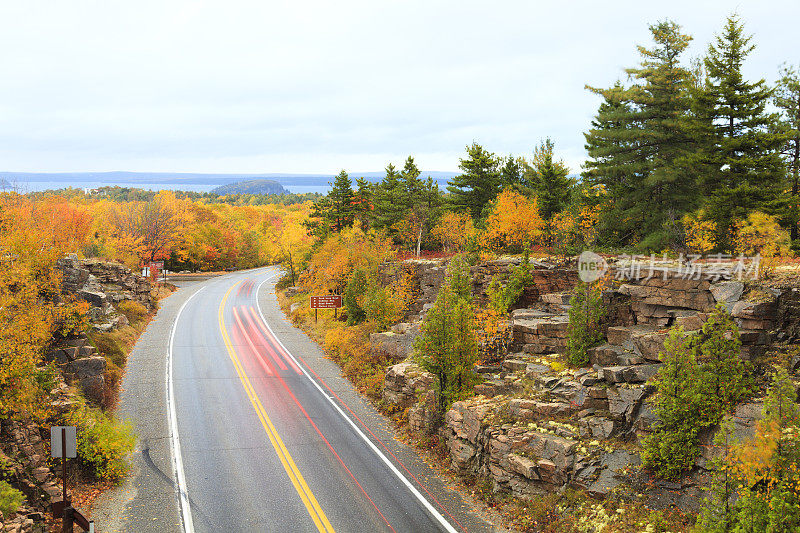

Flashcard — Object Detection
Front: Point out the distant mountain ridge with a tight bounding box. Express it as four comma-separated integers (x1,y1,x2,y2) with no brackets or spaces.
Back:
211,179,287,195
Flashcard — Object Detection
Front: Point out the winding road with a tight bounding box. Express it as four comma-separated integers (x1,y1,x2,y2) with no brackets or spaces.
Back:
96,267,494,533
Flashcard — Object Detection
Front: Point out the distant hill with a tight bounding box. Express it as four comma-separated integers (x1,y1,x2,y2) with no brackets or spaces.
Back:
211,179,288,195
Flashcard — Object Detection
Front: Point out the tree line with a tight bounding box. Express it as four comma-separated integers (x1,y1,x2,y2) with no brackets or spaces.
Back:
307,14,799,257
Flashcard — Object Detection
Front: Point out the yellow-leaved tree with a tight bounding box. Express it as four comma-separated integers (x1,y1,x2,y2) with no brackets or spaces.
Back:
682,209,718,254
483,189,544,252
431,212,476,253
0,193,88,419
734,212,790,278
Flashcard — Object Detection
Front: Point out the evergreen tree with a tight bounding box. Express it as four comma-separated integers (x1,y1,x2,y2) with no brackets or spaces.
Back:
372,164,406,233
399,174,443,256
447,142,502,220
500,156,526,193
303,195,333,239
583,20,696,249
352,177,374,232
774,65,800,243
690,14,784,250
643,305,751,480
328,170,355,232
414,255,477,415
524,139,573,219
763,366,800,460
582,84,640,245
399,156,424,206
695,418,737,533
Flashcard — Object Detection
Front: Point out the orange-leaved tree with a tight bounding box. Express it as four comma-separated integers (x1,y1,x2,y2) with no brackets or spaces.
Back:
483,188,544,252
0,193,89,419
431,212,476,253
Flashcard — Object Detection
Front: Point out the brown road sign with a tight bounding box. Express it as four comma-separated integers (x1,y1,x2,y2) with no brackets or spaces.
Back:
310,295,342,309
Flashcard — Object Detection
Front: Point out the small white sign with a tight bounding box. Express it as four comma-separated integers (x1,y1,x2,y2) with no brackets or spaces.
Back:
577,250,608,283
50,426,77,458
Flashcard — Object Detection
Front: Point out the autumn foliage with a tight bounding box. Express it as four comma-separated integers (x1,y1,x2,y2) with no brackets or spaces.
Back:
483,189,545,252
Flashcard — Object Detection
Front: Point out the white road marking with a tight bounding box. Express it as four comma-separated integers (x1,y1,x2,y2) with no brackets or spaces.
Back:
167,286,206,533
255,270,459,533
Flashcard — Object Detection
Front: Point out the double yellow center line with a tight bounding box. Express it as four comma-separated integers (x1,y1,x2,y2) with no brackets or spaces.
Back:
218,282,335,533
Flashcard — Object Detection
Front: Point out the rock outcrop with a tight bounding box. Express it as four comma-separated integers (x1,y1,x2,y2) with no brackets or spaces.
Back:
57,256,155,314
381,259,798,508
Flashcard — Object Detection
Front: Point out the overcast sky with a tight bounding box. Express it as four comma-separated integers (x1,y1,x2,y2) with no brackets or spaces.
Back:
1,0,798,176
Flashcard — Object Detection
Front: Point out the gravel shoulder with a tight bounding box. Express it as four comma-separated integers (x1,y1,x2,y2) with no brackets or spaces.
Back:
93,280,209,533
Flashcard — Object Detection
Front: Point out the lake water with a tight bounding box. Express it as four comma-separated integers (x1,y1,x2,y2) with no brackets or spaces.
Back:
1,173,457,196
2,180,328,195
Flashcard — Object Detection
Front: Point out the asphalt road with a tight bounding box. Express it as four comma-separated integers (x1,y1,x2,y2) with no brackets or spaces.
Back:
95,267,496,533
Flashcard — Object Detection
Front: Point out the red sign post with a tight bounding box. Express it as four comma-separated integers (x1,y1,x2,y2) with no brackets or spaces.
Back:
310,295,343,322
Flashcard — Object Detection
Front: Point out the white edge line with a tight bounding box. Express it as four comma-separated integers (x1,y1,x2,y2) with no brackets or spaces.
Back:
167,285,207,533
255,271,459,533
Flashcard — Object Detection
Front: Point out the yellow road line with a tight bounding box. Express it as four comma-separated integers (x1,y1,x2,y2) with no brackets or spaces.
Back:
219,282,335,533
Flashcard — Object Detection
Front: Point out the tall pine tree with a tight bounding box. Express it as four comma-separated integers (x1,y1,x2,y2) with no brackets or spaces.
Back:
372,164,406,233
500,156,526,193
447,142,502,220
328,170,355,232
399,156,424,206
774,65,800,243
583,20,696,249
689,14,784,250
352,176,374,232
524,139,573,220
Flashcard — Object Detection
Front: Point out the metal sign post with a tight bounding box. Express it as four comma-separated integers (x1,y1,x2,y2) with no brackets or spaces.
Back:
51,427,94,533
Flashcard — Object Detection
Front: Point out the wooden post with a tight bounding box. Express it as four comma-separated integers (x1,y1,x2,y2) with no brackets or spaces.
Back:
61,428,73,533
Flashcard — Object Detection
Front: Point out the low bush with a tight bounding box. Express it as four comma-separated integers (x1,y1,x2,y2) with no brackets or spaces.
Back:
343,268,368,325
102,362,123,410
324,324,392,399
89,326,138,369
486,247,534,315
363,284,402,331
0,480,25,518
566,280,606,367
67,406,135,482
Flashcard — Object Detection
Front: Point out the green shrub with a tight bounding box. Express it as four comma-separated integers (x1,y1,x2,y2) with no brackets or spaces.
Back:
643,306,752,480
447,254,473,301
69,408,136,482
486,248,534,315
415,257,478,415
118,300,148,324
362,284,400,331
343,268,368,325
0,480,25,518
566,280,605,367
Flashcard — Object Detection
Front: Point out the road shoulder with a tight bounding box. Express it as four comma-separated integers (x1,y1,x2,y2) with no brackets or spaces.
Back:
93,281,208,533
